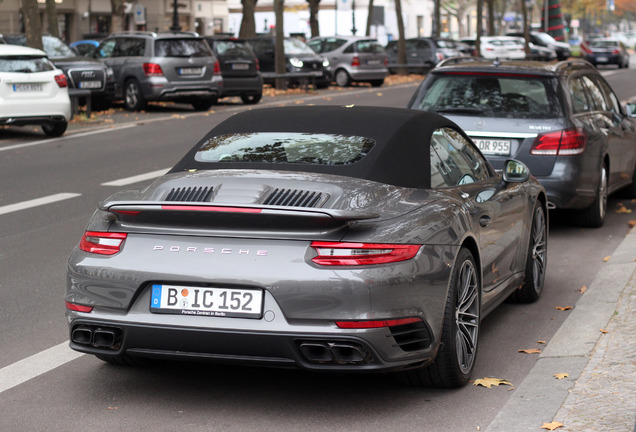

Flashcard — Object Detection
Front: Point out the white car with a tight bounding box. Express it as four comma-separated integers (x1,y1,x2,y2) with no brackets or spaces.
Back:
479,36,526,60
0,44,71,137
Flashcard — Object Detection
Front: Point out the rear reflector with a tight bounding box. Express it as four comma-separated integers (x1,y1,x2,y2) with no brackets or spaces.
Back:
79,231,127,255
65,301,93,313
530,128,587,156
336,317,422,329
310,242,421,266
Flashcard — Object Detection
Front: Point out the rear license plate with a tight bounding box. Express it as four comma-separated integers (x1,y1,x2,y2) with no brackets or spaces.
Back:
596,56,608,63
367,59,381,65
150,284,263,319
179,67,203,75
79,81,101,89
13,83,42,92
474,139,511,155
231,63,249,70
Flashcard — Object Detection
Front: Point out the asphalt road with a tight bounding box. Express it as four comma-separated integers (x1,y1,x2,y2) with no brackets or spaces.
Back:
1,65,635,431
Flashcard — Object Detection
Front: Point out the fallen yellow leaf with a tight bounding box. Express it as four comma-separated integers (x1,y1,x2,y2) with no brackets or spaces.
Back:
519,349,542,354
628,219,636,229
603,256,611,262
615,205,632,214
556,306,573,311
345,104,355,108
578,285,587,294
473,377,512,389
376,92,383,96
541,421,564,430
537,340,547,344
553,373,569,379
600,329,608,334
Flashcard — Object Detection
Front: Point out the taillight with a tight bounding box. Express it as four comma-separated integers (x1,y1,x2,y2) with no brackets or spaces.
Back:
612,49,620,55
336,317,422,329
351,56,360,67
213,60,221,75
530,128,587,156
310,242,420,266
579,43,592,55
54,74,67,88
255,58,260,71
65,301,93,313
436,52,444,61
143,63,163,76
384,57,388,66
79,231,127,255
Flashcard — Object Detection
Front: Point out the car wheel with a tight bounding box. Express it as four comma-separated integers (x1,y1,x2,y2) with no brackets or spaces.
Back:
509,205,547,303
191,97,217,111
400,248,479,388
123,79,147,111
241,93,262,104
579,164,608,228
42,121,67,137
369,79,384,87
335,69,351,87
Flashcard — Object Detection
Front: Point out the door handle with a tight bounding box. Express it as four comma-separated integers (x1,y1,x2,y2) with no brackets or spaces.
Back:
479,215,492,227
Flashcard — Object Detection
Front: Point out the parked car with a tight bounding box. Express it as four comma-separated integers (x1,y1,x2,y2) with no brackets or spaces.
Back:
407,58,636,227
579,38,630,69
506,31,571,60
385,37,467,73
65,105,547,388
248,36,331,88
478,36,526,60
70,39,100,57
461,36,556,61
92,31,222,111
0,34,115,110
307,36,387,87
0,44,71,136
204,36,263,104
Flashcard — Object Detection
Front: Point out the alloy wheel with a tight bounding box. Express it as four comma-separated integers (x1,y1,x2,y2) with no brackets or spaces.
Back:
455,258,479,375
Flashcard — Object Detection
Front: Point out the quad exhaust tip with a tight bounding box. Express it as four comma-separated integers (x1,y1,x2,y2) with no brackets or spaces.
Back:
71,325,122,350
298,341,371,365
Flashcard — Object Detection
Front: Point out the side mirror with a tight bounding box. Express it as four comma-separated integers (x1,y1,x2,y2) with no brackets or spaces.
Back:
625,102,636,118
503,159,530,183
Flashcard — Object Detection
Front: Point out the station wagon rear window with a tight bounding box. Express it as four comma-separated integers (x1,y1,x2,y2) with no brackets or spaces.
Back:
155,39,212,57
0,56,54,72
195,133,375,165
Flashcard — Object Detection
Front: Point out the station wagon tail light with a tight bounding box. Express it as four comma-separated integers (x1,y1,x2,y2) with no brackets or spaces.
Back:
54,74,67,88
310,242,421,266
65,301,93,313
79,231,127,255
351,56,360,67
336,317,422,329
143,63,163,76
530,128,587,156
213,60,221,75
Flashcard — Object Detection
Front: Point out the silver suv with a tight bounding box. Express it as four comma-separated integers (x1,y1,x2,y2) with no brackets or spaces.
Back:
93,31,222,111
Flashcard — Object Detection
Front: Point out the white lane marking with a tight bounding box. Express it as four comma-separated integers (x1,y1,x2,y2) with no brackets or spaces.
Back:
101,168,170,186
0,341,84,394
0,124,137,153
0,193,81,216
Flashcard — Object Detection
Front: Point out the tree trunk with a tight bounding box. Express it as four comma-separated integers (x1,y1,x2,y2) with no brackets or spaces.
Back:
433,0,441,37
45,0,59,38
22,0,43,50
307,0,320,38
487,0,495,35
239,0,258,38
365,0,374,36
110,0,125,33
522,0,530,56
395,0,407,75
476,0,483,56
274,0,286,90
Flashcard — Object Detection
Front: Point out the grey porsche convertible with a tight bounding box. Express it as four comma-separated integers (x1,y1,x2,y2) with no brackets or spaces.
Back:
66,105,547,388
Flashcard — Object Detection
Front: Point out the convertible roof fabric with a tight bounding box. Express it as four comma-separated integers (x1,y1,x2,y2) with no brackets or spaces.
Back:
170,105,465,189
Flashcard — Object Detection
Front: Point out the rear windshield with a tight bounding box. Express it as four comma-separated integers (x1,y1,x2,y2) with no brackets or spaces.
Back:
353,40,385,53
0,55,54,72
195,133,375,165
154,39,212,57
3,35,75,58
213,40,254,58
415,73,562,118
588,40,619,48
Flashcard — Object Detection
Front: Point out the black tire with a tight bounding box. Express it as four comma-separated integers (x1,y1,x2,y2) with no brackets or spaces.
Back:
509,205,547,303
123,79,147,111
191,97,217,111
241,93,262,104
42,121,67,137
369,79,384,87
400,248,480,388
578,164,608,228
335,69,351,87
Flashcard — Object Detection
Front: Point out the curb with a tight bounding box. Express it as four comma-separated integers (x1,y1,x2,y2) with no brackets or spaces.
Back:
485,227,636,431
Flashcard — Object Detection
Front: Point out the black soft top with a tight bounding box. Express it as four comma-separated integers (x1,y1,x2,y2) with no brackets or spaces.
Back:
170,105,466,189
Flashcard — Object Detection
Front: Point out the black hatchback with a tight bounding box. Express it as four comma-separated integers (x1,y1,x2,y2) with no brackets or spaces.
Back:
205,37,263,104
408,58,636,227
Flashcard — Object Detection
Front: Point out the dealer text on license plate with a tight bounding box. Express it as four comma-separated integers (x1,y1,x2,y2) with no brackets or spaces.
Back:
179,67,202,75
151,284,263,318
13,83,42,92
474,139,511,155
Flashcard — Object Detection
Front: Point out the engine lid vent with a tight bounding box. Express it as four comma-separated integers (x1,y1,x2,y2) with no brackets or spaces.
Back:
264,188,323,207
165,186,213,202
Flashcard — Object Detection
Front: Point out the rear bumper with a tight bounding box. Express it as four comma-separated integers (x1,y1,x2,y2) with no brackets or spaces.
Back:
347,68,389,81
0,115,68,126
219,74,263,97
141,76,223,101
535,159,597,210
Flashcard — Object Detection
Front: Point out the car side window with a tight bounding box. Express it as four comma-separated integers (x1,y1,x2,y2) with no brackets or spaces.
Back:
430,145,450,188
119,38,145,57
581,75,607,111
567,77,589,114
307,40,322,52
430,127,491,187
595,77,622,114
96,39,117,58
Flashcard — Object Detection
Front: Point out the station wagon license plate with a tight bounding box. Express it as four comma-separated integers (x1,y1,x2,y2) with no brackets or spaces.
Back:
79,81,101,89
179,67,203,75
232,64,249,70
13,83,42,92
367,59,381,65
474,139,511,155
150,284,263,318
596,56,608,63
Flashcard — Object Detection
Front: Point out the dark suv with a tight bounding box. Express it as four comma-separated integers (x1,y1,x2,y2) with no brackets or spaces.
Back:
93,31,222,111
408,58,636,227
0,34,115,110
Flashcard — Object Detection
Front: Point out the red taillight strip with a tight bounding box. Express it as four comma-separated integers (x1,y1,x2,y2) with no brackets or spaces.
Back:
54,74,68,88
530,128,587,156
310,242,421,266
161,205,262,213
65,301,93,313
336,317,422,329
79,231,127,255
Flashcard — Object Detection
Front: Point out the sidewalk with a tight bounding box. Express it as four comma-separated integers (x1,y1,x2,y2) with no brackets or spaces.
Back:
486,227,636,432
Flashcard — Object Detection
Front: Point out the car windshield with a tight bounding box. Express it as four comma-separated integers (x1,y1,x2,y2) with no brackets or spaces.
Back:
534,32,557,44
213,40,253,58
195,132,375,165
415,73,562,119
0,55,54,72
589,40,619,48
283,38,315,55
155,39,212,57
